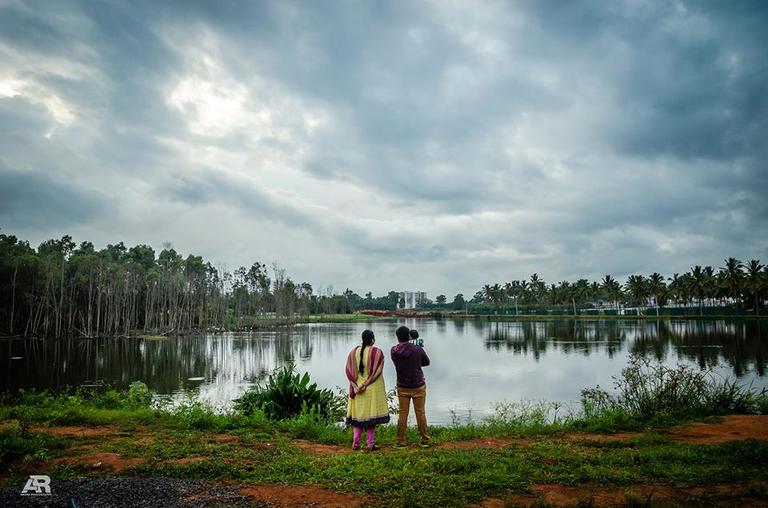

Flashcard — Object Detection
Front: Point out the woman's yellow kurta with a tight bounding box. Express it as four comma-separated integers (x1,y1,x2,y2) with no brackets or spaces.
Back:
346,346,390,427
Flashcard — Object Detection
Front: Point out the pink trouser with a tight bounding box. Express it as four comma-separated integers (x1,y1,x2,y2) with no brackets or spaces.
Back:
352,426,376,447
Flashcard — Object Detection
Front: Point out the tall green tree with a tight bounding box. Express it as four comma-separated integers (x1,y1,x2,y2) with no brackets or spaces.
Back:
720,257,744,304
744,260,765,315
647,272,666,316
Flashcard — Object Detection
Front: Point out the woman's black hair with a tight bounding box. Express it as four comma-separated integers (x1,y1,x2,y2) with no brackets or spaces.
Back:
359,329,375,375
409,329,419,340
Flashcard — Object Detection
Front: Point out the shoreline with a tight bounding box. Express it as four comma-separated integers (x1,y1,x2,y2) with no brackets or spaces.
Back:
2,360,766,506
2,404,767,506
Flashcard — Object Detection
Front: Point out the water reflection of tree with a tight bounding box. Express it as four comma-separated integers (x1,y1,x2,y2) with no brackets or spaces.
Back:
484,320,627,360
625,320,672,362
0,325,357,394
479,319,767,379
666,320,766,377
4,320,765,396
626,320,768,376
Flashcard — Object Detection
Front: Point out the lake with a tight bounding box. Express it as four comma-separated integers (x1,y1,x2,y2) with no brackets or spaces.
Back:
2,319,767,425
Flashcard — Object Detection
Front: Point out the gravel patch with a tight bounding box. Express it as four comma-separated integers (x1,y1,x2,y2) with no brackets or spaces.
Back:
0,477,269,507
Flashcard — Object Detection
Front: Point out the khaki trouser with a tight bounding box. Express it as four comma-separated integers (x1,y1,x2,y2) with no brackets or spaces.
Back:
396,384,429,444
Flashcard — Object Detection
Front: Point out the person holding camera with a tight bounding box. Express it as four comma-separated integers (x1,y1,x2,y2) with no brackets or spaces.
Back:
390,325,431,448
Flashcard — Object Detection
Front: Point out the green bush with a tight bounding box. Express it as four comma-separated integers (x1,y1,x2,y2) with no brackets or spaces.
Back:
173,399,230,431
581,355,768,422
234,365,339,421
127,381,152,408
0,421,67,467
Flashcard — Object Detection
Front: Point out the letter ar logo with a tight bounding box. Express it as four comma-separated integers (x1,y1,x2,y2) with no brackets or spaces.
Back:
21,475,51,496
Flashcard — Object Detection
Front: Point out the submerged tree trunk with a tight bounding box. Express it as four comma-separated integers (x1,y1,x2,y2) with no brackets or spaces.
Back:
10,263,18,334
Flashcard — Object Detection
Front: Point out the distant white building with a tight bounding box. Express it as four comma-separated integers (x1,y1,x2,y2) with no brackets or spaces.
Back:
398,291,427,309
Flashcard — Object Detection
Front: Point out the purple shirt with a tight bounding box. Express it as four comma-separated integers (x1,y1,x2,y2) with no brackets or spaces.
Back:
390,342,430,389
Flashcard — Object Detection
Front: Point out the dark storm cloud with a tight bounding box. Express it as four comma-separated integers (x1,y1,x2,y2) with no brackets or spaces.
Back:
162,168,320,229
1,0,766,295
0,165,105,229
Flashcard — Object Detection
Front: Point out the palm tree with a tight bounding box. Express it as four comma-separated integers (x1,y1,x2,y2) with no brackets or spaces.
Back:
481,284,493,307
720,257,744,306
601,275,622,309
529,273,545,306
624,275,648,311
744,259,765,315
703,266,716,306
573,279,590,313
667,273,687,307
519,280,530,307
589,281,601,303
688,266,708,316
505,281,522,315
556,281,573,314
492,283,504,311
647,272,666,316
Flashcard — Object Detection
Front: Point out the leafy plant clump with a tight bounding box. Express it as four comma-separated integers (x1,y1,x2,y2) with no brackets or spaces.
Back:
127,381,152,408
581,355,768,423
234,364,342,421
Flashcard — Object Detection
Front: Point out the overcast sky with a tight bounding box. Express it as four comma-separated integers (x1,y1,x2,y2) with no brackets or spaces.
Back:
1,0,766,297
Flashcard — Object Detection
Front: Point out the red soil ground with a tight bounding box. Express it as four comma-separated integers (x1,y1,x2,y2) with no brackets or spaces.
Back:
19,415,768,506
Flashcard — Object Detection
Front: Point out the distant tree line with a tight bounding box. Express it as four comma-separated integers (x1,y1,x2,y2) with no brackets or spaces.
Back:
467,259,767,316
0,233,370,338
3,231,765,338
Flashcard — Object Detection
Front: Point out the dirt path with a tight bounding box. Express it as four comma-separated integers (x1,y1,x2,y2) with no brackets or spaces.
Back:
476,481,768,507
291,415,768,455
667,415,768,444
26,414,768,460
237,484,370,507
11,415,768,506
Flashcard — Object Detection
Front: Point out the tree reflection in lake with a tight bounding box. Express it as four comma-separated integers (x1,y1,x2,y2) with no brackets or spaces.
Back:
1,319,766,424
484,320,627,359
483,320,766,377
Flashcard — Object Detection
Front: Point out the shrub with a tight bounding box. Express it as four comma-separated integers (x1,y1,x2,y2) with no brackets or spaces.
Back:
173,399,229,431
127,381,152,408
234,365,338,421
581,355,768,422
0,421,67,467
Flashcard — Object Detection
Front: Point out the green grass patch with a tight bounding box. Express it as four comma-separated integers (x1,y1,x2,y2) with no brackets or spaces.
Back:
2,360,768,505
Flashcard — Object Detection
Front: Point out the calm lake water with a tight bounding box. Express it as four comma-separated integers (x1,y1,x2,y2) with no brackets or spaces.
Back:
2,319,767,425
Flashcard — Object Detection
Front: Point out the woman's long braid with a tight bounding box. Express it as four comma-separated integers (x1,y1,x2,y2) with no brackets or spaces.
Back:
359,329,375,376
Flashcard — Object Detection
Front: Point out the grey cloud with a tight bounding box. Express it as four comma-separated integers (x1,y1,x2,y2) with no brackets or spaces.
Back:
0,165,105,229
1,0,766,297
161,169,320,230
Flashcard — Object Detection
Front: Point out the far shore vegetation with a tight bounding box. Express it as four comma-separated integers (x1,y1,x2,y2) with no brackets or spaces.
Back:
1,357,767,506
1,231,766,339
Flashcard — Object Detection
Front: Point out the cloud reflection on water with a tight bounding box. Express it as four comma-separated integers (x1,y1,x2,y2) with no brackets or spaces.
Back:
2,319,766,424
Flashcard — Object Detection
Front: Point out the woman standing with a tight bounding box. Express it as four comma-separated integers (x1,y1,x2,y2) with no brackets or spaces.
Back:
345,329,390,450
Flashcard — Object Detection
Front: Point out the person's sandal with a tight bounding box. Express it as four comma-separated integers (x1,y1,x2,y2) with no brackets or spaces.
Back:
419,441,430,448
366,444,381,452
392,442,407,449
352,443,361,451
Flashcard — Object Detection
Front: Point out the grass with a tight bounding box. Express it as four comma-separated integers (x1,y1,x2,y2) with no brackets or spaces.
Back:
1,360,768,506
2,415,766,506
